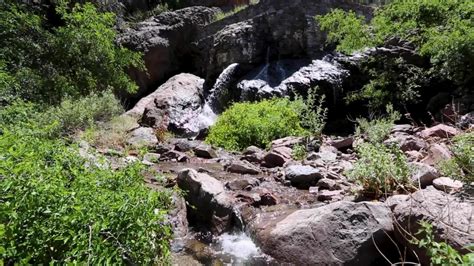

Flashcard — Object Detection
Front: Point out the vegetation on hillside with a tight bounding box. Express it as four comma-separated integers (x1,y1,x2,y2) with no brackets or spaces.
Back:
316,0,473,111
0,2,172,264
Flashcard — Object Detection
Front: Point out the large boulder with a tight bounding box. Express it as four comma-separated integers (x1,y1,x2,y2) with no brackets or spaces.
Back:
127,73,208,137
284,164,323,189
118,6,218,97
177,169,236,234
392,187,474,264
252,201,395,265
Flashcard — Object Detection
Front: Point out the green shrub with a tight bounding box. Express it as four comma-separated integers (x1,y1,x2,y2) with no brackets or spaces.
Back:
316,1,473,109
355,104,401,144
45,91,124,136
0,2,143,105
206,98,306,151
347,142,412,198
439,132,474,182
295,87,328,137
83,115,138,150
0,128,172,264
414,221,474,265
292,143,307,161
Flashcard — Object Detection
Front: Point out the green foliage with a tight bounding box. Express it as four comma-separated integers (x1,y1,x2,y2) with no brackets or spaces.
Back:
206,98,306,151
439,132,474,182
294,87,328,137
316,1,473,109
355,105,401,144
45,91,124,136
0,2,143,105
292,144,307,161
0,123,172,264
414,221,474,265
348,142,412,198
214,4,249,21
316,9,371,53
83,115,138,150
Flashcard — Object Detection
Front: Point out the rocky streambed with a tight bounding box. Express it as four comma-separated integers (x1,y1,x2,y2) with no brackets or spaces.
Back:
107,122,472,265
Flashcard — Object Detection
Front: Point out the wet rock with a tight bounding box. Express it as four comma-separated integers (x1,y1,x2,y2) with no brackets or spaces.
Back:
194,144,217,159
420,124,460,139
241,146,265,163
225,160,261,175
392,187,474,264
134,73,207,137
433,177,463,192
385,132,428,152
173,139,200,152
154,143,174,154
177,169,235,234
457,111,474,129
262,146,292,168
285,164,323,189
126,127,158,148
317,190,344,201
225,178,260,191
254,201,394,265
258,192,278,206
421,143,453,165
161,150,190,162
316,178,341,191
409,162,440,188
169,193,189,239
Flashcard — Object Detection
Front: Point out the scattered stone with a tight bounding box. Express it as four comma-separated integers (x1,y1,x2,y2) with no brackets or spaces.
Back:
385,133,428,152
253,201,394,265
421,143,453,165
317,190,344,201
258,192,278,206
327,137,353,150
409,162,440,188
420,124,460,139
384,194,409,211
126,127,158,148
173,139,199,152
433,177,463,192
285,164,323,189
154,143,174,154
241,146,265,163
457,111,474,129
243,146,264,155
236,192,261,205
123,156,139,164
225,178,260,191
391,124,415,134
316,178,341,191
271,136,304,148
226,160,261,175
177,169,235,234
262,146,292,168
405,150,424,162
194,144,217,159
308,186,319,194
393,187,473,264
161,150,190,162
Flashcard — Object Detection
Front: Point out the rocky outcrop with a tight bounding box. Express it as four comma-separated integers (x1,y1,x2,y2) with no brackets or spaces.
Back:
251,201,395,265
118,7,218,97
285,164,323,189
126,127,158,148
392,187,474,264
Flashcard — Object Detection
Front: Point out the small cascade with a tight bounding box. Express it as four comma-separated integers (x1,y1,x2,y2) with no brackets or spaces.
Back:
254,47,271,81
207,63,241,112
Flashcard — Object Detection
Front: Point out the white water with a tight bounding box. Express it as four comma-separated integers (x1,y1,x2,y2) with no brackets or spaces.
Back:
215,232,261,260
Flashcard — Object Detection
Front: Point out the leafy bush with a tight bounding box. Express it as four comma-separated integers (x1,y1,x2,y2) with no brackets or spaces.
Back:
355,105,401,144
347,143,412,198
292,144,307,161
0,127,172,264
83,115,138,150
45,91,124,136
439,132,474,182
414,221,474,265
206,98,306,151
316,0,473,109
0,2,143,105
294,87,328,137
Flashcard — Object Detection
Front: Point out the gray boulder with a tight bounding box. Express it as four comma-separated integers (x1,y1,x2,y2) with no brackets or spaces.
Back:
409,162,440,188
253,201,395,265
285,164,323,189
262,146,292,168
392,187,474,264
177,169,236,234
225,160,261,175
194,144,217,159
126,127,158,148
